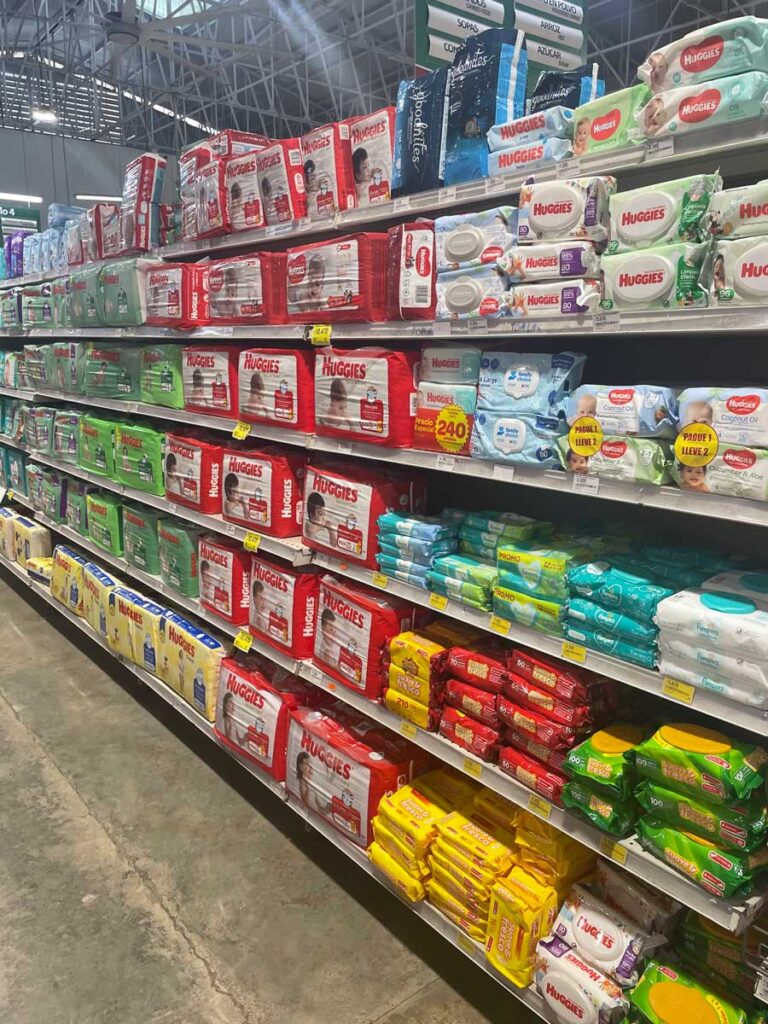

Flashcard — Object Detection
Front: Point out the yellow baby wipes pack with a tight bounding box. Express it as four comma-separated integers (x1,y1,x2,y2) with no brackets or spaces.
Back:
51,544,89,616
372,816,430,878
369,843,426,902
82,562,122,640
158,612,224,721
436,810,516,874
13,516,52,566
377,782,451,858
0,509,18,560
107,586,147,663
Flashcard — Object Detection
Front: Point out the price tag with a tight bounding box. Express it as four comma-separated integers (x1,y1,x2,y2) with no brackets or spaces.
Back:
234,630,253,653
485,176,505,194
442,186,457,203
429,592,448,611
455,932,476,957
489,614,511,636
305,435,316,449
371,572,389,589
449,321,469,336
467,319,488,334
573,473,600,495
646,137,674,160
599,836,628,865
557,157,581,179
337,440,353,455
561,641,586,664
462,757,483,780
662,676,695,705
243,531,261,553
754,974,768,1003
167,501,178,513
492,464,515,482
594,311,621,332
435,454,456,471
303,663,323,684
399,721,417,739
393,197,410,213
308,324,333,347
232,421,252,441
6,489,13,501
527,793,552,820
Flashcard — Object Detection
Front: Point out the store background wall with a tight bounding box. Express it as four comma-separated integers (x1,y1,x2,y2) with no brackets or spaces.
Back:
0,129,178,209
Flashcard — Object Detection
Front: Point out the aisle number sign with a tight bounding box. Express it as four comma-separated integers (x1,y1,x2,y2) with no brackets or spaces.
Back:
674,423,718,467
567,416,603,459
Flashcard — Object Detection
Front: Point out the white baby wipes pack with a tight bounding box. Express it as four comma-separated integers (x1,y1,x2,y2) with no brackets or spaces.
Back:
567,384,678,437
498,241,601,282
477,350,587,416
677,387,768,447
703,570,768,606
673,443,768,500
488,106,574,151
436,265,509,320
713,236,768,305
158,611,225,720
658,651,768,708
655,589,768,660
487,138,572,178
470,411,565,468
639,70,768,139
607,173,722,253
601,241,710,310
420,345,481,384
505,278,602,317
517,177,616,246
708,179,768,238
435,207,518,272
660,633,768,694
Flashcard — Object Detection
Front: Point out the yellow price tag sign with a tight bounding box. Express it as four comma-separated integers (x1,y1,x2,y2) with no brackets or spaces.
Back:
662,676,695,705
371,572,388,589
527,793,552,820
308,324,333,347
429,592,448,611
674,422,718,468
234,630,253,653
455,931,476,957
434,405,471,455
243,531,262,553
232,421,252,441
489,614,511,637
462,757,483,780
599,836,628,865
567,415,603,459
6,490,13,501
399,721,417,739
561,641,587,664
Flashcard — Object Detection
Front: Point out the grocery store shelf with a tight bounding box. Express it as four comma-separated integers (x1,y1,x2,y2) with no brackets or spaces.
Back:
0,432,28,453
0,385,36,401
313,553,768,738
2,487,33,511
29,452,312,566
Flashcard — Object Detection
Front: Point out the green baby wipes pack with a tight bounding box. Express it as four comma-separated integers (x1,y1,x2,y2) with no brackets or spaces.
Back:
87,492,124,555
140,345,184,410
51,341,86,393
159,519,202,598
79,414,118,477
558,435,673,485
565,723,645,799
492,585,565,634
100,258,152,327
460,511,551,542
114,422,166,495
124,504,166,575
70,264,105,327
459,538,498,563
602,241,710,312
671,443,768,503
608,174,723,253
426,570,492,611
85,343,141,400
562,779,638,837
431,554,498,588
572,84,650,156
497,539,591,602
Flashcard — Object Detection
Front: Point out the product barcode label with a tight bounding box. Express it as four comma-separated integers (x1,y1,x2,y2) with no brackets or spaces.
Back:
234,630,253,653
662,677,695,705
599,836,628,865
371,572,388,589
573,474,599,495
435,454,456,471
646,137,674,160
561,641,586,664
414,285,430,305
467,319,488,334
527,794,552,820
462,757,483,780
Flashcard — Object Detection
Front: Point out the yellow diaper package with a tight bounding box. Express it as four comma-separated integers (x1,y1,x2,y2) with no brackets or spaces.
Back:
130,597,166,675
0,509,18,559
369,842,426,902
158,611,224,720
107,586,147,662
26,556,53,585
377,782,452,858
473,789,519,833
389,631,446,681
372,816,430,878
82,563,123,640
13,516,52,566
51,545,89,616
431,838,497,896
425,878,488,939
485,869,558,987
436,809,516,875
428,855,491,912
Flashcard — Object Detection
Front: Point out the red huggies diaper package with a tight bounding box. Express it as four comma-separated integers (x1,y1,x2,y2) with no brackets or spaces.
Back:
214,656,317,780
123,152,167,206
165,432,223,513
286,705,419,846
192,160,230,238
386,222,437,321
198,534,251,625
145,263,210,329
207,252,287,325
119,202,159,254
346,107,395,207
182,345,239,417
256,139,307,224
223,152,265,232
249,554,320,659
303,460,426,569
286,233,389,323
237,347,315,431
87,204,121,261
314,347,419,447
206,129,272,158
300,122,355,221
314,574,415,699
222,445,306,535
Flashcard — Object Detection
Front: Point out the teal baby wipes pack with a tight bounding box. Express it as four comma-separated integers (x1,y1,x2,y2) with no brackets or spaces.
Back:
460,510,551,542
563,621,657,668
639,70,768,140
567,562,674,623
375,553,430,580
431,554,498,588
85,343,141,400
377,511,458,542
140,345,184,410
567,596,658,645
378,536,455,565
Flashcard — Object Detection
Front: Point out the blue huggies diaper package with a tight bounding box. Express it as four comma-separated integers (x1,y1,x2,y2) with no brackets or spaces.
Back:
471,412,564,468
392,68,449,197
567,596,658,645
435,207,518,273
558,435,673,484
486,137,572,178
708,179,768,238
713,236,768,305
655,589,768,659
567,384,678,438
51,545,88,616
498,241,601,283
568,562,673,623
82,563,122,640
488,106,574,151
563,622,657,669
608,174,722,253
158,611,225,720
601,241,710,311
639,71,768,140
672,443,768,501
436,265,509,320
677,387,768,447
477,351,587,417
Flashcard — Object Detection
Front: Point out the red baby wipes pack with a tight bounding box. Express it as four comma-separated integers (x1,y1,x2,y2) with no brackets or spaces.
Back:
249,554,320,659
346,107,395,207
198,534,250,625
497,696,581,750
214,655,316,780
301,122,355,221
286,705,419,846
303,460,426,569
256,139,307,224
445,646,509,695
192,160,229,238
444,679,500,728
314,574,415,699
222,444,306,536
237,347,314,431
386,222,437,321
498,744,568,806
87,204,121,261
286,233,389,323
223,152,265,232
314,347,419,447
182,345,239,417
502,672,592,728
439,706,500,761
165,432,223,513
207,252,287,325
509,647,599,703
145,263,210,329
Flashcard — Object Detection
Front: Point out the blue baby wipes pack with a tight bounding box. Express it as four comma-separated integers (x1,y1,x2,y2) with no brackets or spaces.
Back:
470,411,565,468
477,351,587,417
392,67,450,197
567,384,678,438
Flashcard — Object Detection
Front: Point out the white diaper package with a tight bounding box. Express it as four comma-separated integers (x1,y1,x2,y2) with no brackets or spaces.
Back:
639,71,768,139
708,179,768,238
488,105,574,151
677,387,768,447
223,151,265,232
567,384,678,437
256,139,307,224
487,138,572,178
607,173,722,253
435,207,518,272
713,236,768,305
601,241,710,311
517,176,616,246
158,611,225,720
498,241,601,282
436,265,509,320
659,637,768,706
12,516,52,566
703,570,768,605
82,562,122,640
0,509,18,560
504,278,602,317
477,350,586,416
654,588,768,660
470,411,565,468
672,443,768,500
347,107,395,207
420,346,481,384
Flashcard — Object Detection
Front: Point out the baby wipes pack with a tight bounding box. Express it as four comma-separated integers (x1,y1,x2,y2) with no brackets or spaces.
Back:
182,346,239,418
488,106,574,151
505,278,602,318
477,350,586,416
436,264,509,320
517,176,616,245
713,236,768,305
498,241,600,282
82,562,121,640
435,207,518,273
123,504,165,575
87,493,124,555
567,384,678,437
672,443,768,501
708,178,768,238
572,85,650,155
601,241,710,310
559,435,673,483
300,121,355,221
639,71,768,139
414,381,477,456
486,138,572,178
655,588,768,660
114,422,165,495
51,544,88,616
79,414,118,477
608,174,722,253
139,345,184,409
420,346,481,385
85,343,141,400
158,612,225,719
677,387,768,447
471,412,564,468
159,520,203,597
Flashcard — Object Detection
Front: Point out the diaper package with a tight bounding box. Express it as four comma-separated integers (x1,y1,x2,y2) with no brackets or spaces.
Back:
82,562,121,640
414,381,477,456
640,71,768,139
158,611,225,720
41,470,68,523
488,106,574,151
21,285,53,328
572,85,650,156
107,586,149,663
206,252,287,325
12,516,51,566
487,137,572,177
237,348,314,431
249,556,319,659
385,223,436,321
567,384,678,437
145,262,209,329
84,343,141,400
314,574,414,699
87,203,121,261
713,236,768,305
436,264,509,320
517,176,616,246
140,345,184,410
392,67,449,196
87,493,124,555
114,422,165,496
346,107,395,207
100,258,155,327
708,178,768,238
677,387,768,447
420,346,481,385
435,207,518,273
255,138,307,224
286,233,389,323
79,414,118,477
198,534,250,625
70,265,104,327
314,347,418,446
222,445,306,535
182,346,239,418
51,544,88,616
189,160,229,239
159,520,203,597
51,341,86,394
222,150,265,232
65,481,92,536
51,280,72,329
164,433,223,514
499,241,601,282
608,174,722,253
672,443,768,501
601,241,710,311
123,504,165,575
300,122,356,221
505,278,602,317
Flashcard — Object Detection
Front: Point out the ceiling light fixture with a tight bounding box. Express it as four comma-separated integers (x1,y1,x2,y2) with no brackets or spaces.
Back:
75,193,122,202
0,192,43,203
31,107,58,123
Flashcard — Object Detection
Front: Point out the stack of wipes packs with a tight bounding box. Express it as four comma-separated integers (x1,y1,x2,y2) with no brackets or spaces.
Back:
607,174,722,253
487,106,574,176
414,345,480,457
434,207,518,321
377,512,460,590
471,351,586,469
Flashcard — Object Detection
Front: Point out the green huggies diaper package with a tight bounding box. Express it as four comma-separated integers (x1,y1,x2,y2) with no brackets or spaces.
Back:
608,174,723,253
572,84,651,156
123,504,166,575
84,343,141,400
53,410,81,465
51,341,86,393
79,414,119,477
139,345,184,409
114,422,166,495
66,481,94,536
51,279,72,329
158,520,203,598
21,285,53,328
86,492,125,555
41,471,68,524
70,264,105,327
100,258,153,327
23,344,51,388
601,241,710,311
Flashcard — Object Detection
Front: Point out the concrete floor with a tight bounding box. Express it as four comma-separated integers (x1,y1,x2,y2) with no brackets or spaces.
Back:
0,571,542,1024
